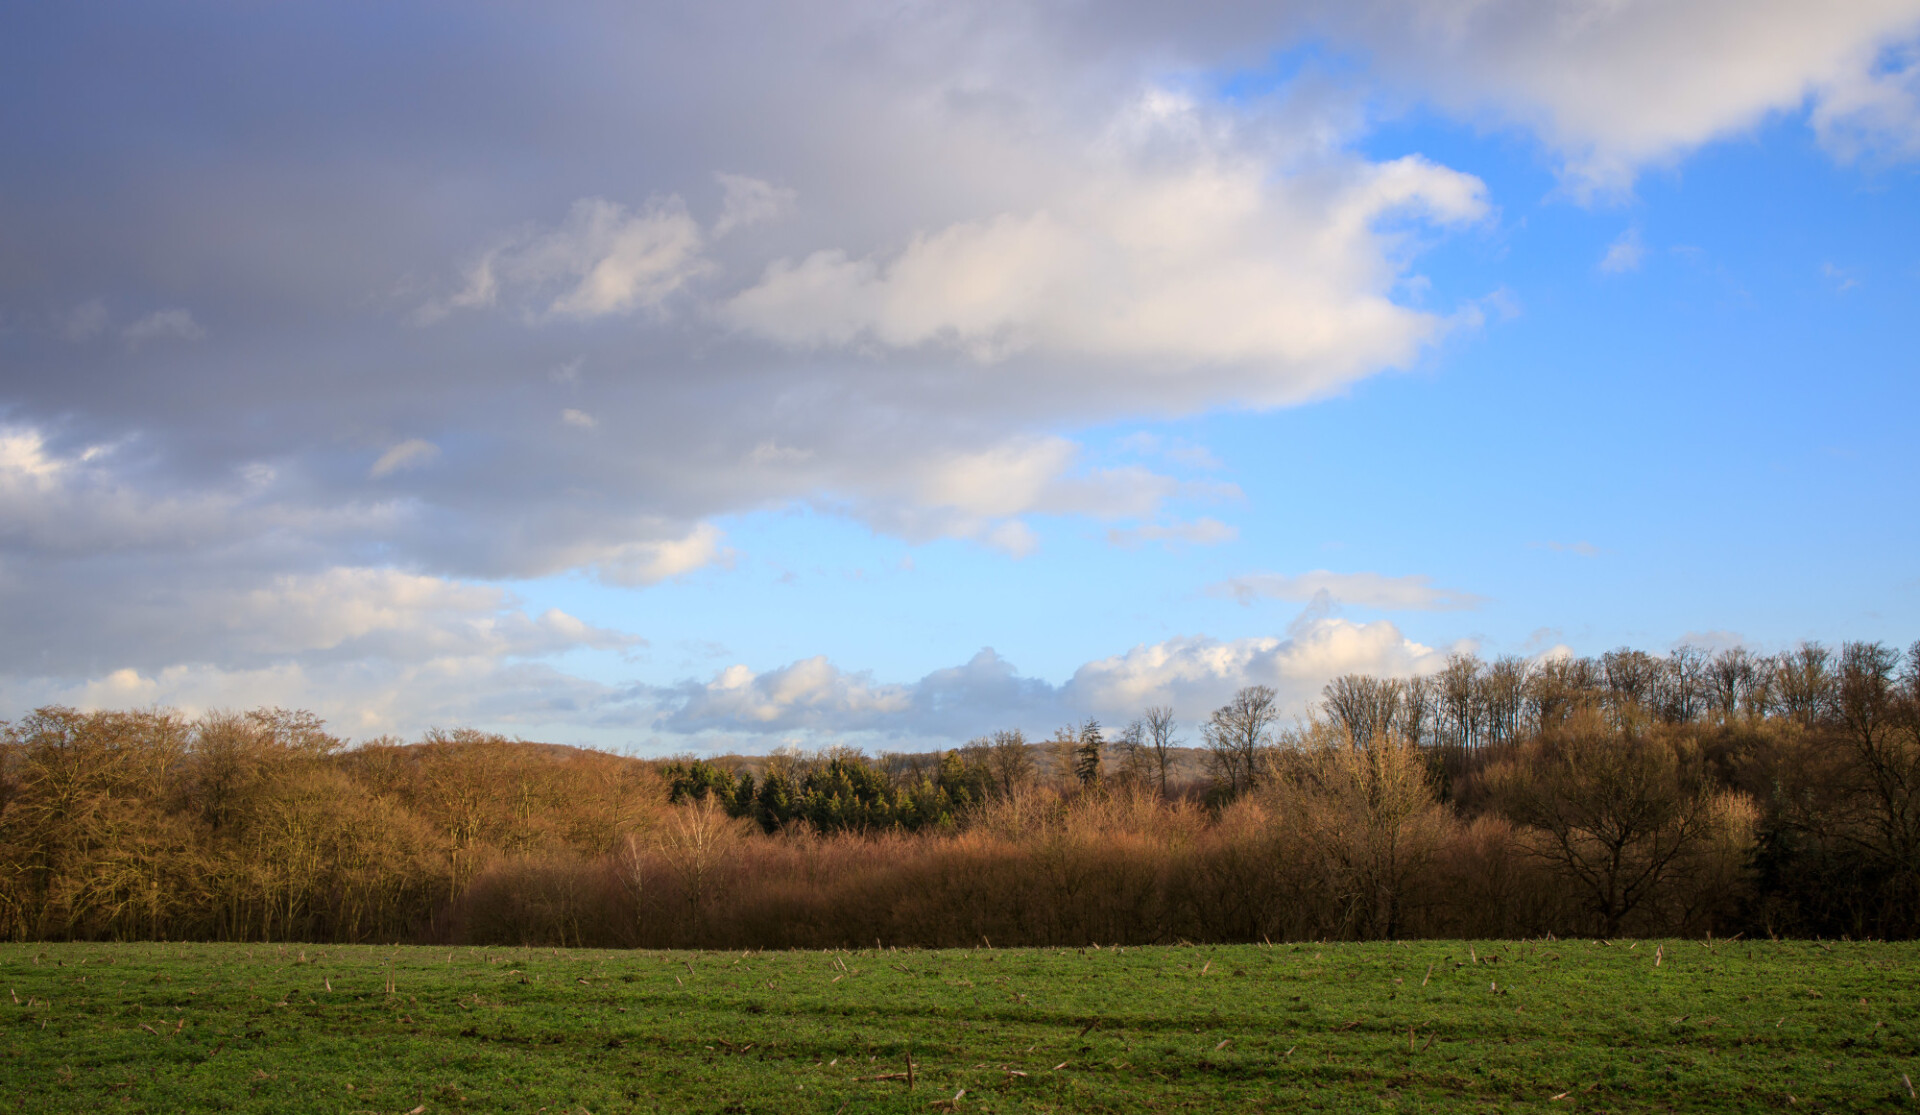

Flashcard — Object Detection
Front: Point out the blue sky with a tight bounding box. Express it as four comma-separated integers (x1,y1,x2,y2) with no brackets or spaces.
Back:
3,1,1918,751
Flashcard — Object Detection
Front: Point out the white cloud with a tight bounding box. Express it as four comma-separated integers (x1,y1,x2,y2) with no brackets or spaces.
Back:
651,617,1449,742
421,197,711,323
560,408,597,429
1600,227,1644,274
1813,41,1920,160
1211,570,1487,611
1108,517,1238,549
370,438,439,478
123,309,205,345
593,522,731,586
713,173,797,237
0,425,267,553
1319,0,1920,194
1064,619,1450,718
725,146,1488,393
834,435,1237,555
668,656,913,732
9,656,622,740
228,567,635,660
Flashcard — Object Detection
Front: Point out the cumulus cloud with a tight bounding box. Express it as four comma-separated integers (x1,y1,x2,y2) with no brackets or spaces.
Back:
1310,0,1920,194
11,612,1451,746
651,617,1448,742
227,568,635,661
4,656,624,740
1211,570,1487,611
725,150,1488,386
593,523,732,586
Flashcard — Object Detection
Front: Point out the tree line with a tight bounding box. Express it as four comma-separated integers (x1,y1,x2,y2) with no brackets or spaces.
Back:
2,639,1916,945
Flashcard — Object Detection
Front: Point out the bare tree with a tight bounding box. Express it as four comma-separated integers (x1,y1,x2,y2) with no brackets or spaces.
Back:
1601,648,1664,716
1396,676,1436,747
650,796,748,937
1488,714,1753,936
1110,719,1155,789
1479,656,1531,745
1204,686,1279,796
1775,642,1835,727
1659,646,1709,724
1830,642,1920,916
1142,706,1179,796
1526,655,1603,732
1435,653,1486,749
981,729,1035,799
1707,647,1762,722
1322,675,1405,749
1267,731,1452,938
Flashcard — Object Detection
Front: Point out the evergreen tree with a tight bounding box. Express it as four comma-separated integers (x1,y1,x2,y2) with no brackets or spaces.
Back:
1073,719,1104,787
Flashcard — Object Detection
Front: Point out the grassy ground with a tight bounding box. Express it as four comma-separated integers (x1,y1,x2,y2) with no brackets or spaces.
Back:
2,939,1916,1113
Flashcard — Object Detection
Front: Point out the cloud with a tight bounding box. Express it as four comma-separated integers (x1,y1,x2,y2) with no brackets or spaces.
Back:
1600,227,1644,274
5,656,624,740
227,568,636,661
832,436,1238,555
1107,517,1238,548
1211,570,1486,611
62,300,109,341
650,617,1448,742
0,550,637,681
560,408,597,429
1675,629,1747,652
1812,40,1920,162
724,150,1488,384
419,197,711,323
593,522,732,586
1310,0,1920,194
1536,540,1600,557
713,173,797,237
664,656,914,733
122,309,205,345
370,438,440,478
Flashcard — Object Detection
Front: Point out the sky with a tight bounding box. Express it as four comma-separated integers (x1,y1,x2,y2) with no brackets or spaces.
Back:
3,0,1919,753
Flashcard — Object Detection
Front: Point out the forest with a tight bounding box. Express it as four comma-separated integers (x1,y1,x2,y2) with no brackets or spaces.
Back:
1,640,1916,948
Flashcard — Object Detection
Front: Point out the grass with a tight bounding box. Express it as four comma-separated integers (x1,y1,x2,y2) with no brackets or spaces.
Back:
2,939,1917,1113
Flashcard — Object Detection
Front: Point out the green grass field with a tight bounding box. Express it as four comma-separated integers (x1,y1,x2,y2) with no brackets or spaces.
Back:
2,939,1916,1113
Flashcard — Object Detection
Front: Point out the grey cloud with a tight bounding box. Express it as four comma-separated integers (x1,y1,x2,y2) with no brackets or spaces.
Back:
123,309,205,345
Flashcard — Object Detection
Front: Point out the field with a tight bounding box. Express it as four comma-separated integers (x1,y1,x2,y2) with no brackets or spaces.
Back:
2,940,1917,1113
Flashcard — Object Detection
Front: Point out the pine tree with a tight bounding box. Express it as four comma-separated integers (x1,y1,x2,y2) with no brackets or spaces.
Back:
1073,718,1104,787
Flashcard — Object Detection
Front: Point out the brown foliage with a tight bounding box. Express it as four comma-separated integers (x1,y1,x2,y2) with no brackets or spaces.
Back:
8,642,1920,946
